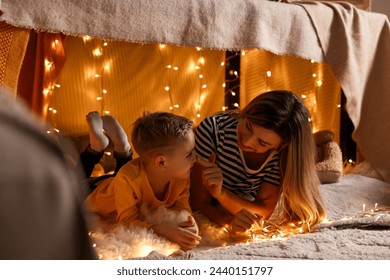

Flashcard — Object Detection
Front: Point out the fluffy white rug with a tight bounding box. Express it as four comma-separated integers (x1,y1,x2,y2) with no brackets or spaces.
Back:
90,174,390,260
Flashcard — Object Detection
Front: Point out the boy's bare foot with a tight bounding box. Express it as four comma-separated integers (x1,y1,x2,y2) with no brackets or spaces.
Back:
86,111,109,152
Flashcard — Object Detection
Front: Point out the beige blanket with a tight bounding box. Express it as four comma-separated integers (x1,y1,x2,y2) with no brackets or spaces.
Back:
298,2,390,183
1,0,389,182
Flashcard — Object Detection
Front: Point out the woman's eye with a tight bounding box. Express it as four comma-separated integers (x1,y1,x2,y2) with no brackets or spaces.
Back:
258,141,266,147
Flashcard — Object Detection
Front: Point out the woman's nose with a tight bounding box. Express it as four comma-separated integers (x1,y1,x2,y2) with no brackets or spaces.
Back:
242,134,255,148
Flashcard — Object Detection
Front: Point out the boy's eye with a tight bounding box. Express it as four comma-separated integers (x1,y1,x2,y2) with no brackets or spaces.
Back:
186,151,193,158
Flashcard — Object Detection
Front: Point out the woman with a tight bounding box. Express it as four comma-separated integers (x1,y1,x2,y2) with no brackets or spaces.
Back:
190,90,325,234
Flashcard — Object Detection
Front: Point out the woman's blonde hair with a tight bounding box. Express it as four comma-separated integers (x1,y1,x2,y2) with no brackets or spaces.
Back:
131,111,193,156
240,90,326,229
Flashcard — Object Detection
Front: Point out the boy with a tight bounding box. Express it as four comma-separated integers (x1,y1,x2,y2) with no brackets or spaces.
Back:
83,111,201,251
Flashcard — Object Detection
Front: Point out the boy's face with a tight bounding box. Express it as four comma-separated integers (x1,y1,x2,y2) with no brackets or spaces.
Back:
165,130,196,179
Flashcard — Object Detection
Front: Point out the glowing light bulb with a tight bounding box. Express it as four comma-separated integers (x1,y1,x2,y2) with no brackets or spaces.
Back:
311,59,315,63
196,47,201,51
301,95,307,99
197,113,201,118
102,89,107,94
174,104,180,108
94,74,100,78
83,35,91,42
222,83,226,88
233,71,238,76
96,97,103,101
173,66,179,71
93,48,102,56
159,44,166,49
234,103,239,107
231,92,236,96
166,65,172,69
44,59,53,70
103,41,108,46
194,66,200,70
241,51,246,56
266,71,271,77
220,62,225,67
199,57,205,64
165,86,170,91
316,80,323,87
199,74,203,79
202,84,207,89
312,73,317,78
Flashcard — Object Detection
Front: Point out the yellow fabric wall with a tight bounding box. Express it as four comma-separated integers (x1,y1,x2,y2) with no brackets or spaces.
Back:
49,37,225,137
48,38,341,144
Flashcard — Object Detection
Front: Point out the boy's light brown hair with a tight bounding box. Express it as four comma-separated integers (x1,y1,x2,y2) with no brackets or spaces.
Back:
131,112,193,156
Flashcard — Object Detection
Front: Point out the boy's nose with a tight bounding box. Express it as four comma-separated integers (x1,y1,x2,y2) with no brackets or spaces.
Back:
192,154,197,164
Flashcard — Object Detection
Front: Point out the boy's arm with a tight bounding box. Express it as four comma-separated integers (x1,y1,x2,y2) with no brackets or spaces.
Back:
171,180,192,213
113,173,153,229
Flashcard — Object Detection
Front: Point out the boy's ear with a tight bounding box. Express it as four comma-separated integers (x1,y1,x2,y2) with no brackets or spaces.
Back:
154,154,167,169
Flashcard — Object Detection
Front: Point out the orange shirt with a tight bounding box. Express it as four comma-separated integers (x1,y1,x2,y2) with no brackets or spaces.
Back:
84,158,191,228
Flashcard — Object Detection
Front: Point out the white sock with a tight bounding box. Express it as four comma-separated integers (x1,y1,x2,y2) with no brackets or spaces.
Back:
86,111,109,152
102,115,131,154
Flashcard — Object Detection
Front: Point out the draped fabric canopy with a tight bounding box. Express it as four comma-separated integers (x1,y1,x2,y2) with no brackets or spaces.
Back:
1,0,390,183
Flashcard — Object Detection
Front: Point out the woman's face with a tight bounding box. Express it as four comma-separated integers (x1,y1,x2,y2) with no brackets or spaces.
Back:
237,117,283,153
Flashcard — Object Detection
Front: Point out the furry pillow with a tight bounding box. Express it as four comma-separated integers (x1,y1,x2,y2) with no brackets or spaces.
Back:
314,131,343,184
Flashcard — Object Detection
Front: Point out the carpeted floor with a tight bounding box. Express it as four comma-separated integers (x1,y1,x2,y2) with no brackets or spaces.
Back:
91,174,390,260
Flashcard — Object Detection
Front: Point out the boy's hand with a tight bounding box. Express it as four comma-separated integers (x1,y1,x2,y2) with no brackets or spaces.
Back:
197,153,223,198
152,224,201,251
178,215,199,235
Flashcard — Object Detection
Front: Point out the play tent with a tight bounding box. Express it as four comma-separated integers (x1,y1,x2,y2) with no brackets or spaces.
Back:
0,0,389,184
1,0,390,260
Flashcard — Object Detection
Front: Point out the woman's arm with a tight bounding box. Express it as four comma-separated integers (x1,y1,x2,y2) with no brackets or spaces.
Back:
190,161,233,227
216,182,280,220
196,157,280,221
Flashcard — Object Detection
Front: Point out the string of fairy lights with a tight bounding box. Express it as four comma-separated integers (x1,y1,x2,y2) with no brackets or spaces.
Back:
44,38,231,135
43,37,344,152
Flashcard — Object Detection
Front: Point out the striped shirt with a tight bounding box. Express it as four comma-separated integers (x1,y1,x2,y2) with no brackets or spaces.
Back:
195,112,281,201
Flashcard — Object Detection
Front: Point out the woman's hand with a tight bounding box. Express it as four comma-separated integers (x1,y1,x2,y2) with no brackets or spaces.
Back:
197,154,223,199
152,223,201,251
230,208,262,233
